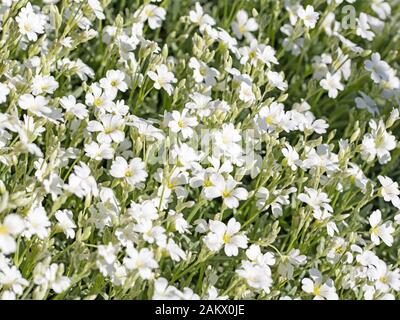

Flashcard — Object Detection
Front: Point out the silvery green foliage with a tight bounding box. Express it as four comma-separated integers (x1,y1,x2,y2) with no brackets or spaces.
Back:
0,0,400,300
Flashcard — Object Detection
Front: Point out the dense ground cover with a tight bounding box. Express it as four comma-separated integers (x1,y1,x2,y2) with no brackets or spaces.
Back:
1,0,400,300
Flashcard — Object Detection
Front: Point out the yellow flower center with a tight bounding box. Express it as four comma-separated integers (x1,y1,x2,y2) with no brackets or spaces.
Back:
200,67,207,76
222,190,231,198
94,98,103,107
223,233,231,244
125,170,133,177
0,224,8,235
203,179,213,188
167,181,175,189
265,116,274,125
313,285,321,296
381,81,391,90
370,227,379,235
335,247,344,254
24,23,31,32
145,9,154,17
222,135,231,145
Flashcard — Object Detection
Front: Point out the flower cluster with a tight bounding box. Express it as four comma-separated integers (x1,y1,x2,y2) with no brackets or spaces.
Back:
0,0,400,300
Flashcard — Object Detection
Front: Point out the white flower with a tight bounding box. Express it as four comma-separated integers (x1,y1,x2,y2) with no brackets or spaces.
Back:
204,174,248,209
33,263,71,294
205,286,228,300
139,4,166,29
72,58,95,81
18,94,51,118
127,200,158,223
169,144,200,171
148,64,177,95
167,109,198,139
0,215,25,255
109,100,129,116
13,114,46,156
245,244,275,268
369,210,394,247
239,82,255,103
298,187,333,220
155,168,189,200
152,277,182,300
65,162,99,198
189,57,220,86
267,71,288,91
0,83,10,103
164,238,187,262
361,120,396,164
213,123,242,160
354,247,381,268
236,261,272,293
312,54,332,80
364,53,391,84
31,75,59,95
203,218,248,256
231,9,258,40
60,36,73,48
256,102,293,133
60,95,88,120
100,69,128,98
239,40,279,67
297,5,319,29
320,72,344,98
189,2,215,28
302,269,338,300
43,173,64,200
185,92,213,117
55,210,76,239
278,249,307,279
88,188,120,231
357,13,374,41
88,0,105,20
368,260,400,294
371,0,391,20
290,108,329,135
194,219,209,233
110,156,148,187
355,92,378,115
175,286,200,300
326,237,352,264
123,244,158,279
282,143,300,171
87,114,125,144
24,205,51,240
84,141,114,160
378,175,400,209
0,263,29,296
133,221,165,245
168,211,191,234
85,84,114,111
16,3,46,42
98,243,118,265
